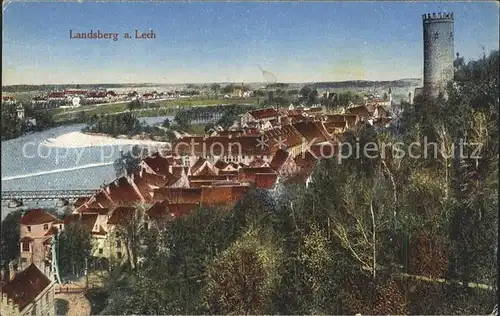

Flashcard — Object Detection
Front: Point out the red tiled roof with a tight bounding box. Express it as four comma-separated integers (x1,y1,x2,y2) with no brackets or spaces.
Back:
106,91,117,96
270,149,290,171
107,177,142,205
65,90,87,95
0,264,52,311
200,185,250,207
238,167,276,183
347,105,371,117
133,172,173,202
107,206,136,225
153,188,202,204
292,121,331,143
219,170,239,176
308,141,340,159
142,153,172,176
189,174,237,182
194,164,217,176
79,207,110,215
323,120,346,134
64,213,98,232
190,157,208,175
249,108,278,120
214,160,228,170
93,190,115,208
305,107,323,114
20,209,59,226
248,156,267,168
73,197,90,207
174,135,273,156
48,92,65,98
265,124,303,149
255,173,278,189
44,226,59,237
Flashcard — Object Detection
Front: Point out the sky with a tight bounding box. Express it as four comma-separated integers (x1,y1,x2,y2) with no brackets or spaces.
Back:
2,1,499,85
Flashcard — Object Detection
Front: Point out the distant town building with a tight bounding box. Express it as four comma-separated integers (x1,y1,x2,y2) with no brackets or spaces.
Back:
2,95,16,104
16,103,25,120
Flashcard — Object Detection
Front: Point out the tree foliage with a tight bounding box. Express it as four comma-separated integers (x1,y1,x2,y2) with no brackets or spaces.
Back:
95,51,498,315
58,223,93,278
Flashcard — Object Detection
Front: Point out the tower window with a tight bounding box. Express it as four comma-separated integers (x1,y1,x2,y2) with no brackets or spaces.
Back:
433,31,439,40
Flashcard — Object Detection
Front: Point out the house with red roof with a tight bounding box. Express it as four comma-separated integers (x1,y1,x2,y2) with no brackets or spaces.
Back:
19,210,63,272
240,108,279,127
47,92,66,101
2,95,16,104
0,264,56,316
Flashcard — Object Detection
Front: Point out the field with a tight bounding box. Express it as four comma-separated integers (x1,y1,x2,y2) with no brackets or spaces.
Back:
51,97,259,122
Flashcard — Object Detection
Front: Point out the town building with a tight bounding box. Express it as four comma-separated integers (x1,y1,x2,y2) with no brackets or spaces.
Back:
0,264,56,316
18,210,63,274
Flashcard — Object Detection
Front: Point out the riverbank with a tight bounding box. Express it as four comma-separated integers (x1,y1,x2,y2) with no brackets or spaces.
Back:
41,131,169,148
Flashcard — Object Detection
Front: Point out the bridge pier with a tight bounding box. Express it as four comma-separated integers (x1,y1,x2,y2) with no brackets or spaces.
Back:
8,199,23,208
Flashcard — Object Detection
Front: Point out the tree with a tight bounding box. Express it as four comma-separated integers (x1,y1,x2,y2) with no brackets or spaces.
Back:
174,111,192,131
222,84,235,94
113,145,146,177
202,228,281,315
127,99,141,111
0,210,23,269
58,223,93,278
1,102,24,140
113,202,150,270
210,83,221,96
162,118,171,128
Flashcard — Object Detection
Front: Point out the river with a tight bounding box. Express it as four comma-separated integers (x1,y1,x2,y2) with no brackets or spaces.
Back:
1,116,174,219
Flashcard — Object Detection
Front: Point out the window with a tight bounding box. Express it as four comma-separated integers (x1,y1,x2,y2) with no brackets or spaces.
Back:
144,222,149,230
59,225,62,230
22,242,30,252
27,226,31,232
98,248,103,254
117,252,123,259
21,258,27,263
43,224,49,230
31,303,37,315
116,241,121,248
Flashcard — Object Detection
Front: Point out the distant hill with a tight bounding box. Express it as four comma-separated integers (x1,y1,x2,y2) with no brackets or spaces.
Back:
2,79,422,94
308,78,422,90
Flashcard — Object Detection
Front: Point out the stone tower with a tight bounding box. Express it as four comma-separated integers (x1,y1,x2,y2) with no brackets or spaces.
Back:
422,12,454,98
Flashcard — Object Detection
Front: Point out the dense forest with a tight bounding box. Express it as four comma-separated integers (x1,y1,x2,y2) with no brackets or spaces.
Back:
92,51,498,314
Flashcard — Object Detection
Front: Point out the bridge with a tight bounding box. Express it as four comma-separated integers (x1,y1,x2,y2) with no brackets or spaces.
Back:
1,189,99,201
